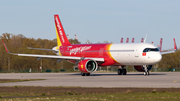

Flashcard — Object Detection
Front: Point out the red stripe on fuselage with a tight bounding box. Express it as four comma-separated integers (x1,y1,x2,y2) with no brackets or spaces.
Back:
60,43,119,66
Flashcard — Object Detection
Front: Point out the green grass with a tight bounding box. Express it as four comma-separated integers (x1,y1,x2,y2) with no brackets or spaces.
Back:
0,86,180,100
0,92,180,101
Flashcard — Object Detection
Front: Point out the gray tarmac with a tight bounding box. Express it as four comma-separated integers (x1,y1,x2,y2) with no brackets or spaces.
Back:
0,72,180,88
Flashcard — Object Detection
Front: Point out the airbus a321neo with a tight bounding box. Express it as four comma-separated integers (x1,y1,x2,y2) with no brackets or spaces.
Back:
3,14,177,76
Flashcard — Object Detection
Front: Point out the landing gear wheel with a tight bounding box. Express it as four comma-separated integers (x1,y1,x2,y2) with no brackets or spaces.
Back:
118,69,127,75
86,73,90,76
147,71,149,75
123,69,127,75
144,72,146,76
81,72,86,76
118,69,123,75
144,71,149,76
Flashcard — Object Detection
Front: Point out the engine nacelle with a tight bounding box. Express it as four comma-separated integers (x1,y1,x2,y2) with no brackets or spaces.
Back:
134,65,153,72
78,59,98,73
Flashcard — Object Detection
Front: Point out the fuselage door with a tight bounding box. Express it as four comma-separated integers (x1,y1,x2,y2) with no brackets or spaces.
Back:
99,48,104,56
135,46,141,57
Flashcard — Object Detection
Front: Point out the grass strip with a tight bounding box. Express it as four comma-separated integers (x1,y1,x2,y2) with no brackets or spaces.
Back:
0,92,180,101
0,79,45,83
0,86,179,98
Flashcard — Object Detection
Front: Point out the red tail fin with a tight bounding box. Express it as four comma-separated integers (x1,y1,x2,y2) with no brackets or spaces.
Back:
132,38,134,43
120,38,123,43
141,38,144,43
126,38,129,43
54,14,71,46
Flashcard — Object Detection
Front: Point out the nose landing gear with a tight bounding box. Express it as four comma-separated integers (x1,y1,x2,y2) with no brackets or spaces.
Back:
143,65,149,76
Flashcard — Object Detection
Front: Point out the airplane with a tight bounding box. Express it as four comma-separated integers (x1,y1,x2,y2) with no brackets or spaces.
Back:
2,14,177,76
120,38,123,43
132,38,134,43
158,38,163,52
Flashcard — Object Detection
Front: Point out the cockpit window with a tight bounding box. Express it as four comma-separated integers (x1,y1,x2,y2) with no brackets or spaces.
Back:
143,48,159,52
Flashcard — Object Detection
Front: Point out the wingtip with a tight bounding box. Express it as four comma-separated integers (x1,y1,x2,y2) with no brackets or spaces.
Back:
2,41,9,53
173,38,177,51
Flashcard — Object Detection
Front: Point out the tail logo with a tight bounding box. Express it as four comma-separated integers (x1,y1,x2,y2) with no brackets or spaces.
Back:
55,17,65,43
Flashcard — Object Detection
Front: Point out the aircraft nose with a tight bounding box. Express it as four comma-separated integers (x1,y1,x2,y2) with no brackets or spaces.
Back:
154,53,162,63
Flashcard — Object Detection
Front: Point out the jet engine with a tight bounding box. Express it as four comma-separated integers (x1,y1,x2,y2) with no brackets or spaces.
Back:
78,59,98,73
134,65,153,72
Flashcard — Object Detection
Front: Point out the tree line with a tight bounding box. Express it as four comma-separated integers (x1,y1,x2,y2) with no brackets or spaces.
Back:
0,33,179,72
0,33,79,71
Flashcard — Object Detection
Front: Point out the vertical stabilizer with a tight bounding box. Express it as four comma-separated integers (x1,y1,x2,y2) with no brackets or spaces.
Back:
126,38,129,43
132,38,134,43
159,38,163,52
120,38,123,43
54,14,71,46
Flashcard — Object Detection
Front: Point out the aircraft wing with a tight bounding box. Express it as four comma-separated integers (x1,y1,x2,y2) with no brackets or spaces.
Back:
13,53,104,61
161,38,177,55
161,50,176,55
2,41,104,62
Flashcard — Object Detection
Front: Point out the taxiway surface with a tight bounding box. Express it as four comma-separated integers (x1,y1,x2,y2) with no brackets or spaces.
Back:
0,72,179,88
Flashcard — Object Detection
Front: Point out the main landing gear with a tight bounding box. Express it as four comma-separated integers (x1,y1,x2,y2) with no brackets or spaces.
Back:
117,66,127,75
143,65,149,76
81,72,90,76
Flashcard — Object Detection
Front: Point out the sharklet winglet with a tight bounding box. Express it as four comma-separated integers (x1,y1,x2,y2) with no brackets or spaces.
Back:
2,41,9,53
144,33,148,43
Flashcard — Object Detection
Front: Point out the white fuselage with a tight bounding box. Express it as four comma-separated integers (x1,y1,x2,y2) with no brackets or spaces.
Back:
109,43,162,65
52,43,162,66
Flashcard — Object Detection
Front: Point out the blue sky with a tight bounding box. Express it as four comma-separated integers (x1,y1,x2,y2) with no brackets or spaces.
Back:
0,0,180,50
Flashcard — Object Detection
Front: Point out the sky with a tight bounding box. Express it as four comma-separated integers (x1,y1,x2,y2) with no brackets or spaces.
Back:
0,0,180,50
